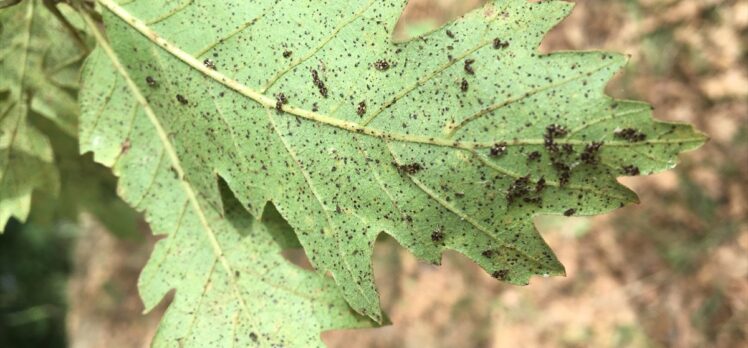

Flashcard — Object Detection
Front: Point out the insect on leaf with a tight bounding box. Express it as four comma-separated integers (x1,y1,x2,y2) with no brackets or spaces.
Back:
81,0,706,323
80,31,377,346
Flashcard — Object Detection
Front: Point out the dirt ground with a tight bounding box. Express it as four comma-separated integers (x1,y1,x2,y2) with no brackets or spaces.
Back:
66,1,747,347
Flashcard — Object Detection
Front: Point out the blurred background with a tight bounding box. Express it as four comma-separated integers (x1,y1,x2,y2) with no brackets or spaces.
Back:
1,0,746,347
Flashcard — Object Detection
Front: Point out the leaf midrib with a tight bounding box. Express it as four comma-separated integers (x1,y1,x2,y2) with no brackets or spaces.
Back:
96,0,647,272
84,9,333,321
97,0,698,205
97,0,697,153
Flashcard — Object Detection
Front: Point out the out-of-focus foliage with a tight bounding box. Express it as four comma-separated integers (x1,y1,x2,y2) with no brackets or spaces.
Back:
0,1,138,236
0,1,88,229
0,219,75,348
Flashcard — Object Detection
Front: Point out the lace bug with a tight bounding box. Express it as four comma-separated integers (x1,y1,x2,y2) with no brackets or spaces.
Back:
431,228,445,242
374,59,391,71
528,151,541,161
392,162,423,175
622,165,640,176
493,38,509,49
464,59,475,75
490,142,507,157
460,78,469,92
311,69,328,97
275,93,288,111
492,269,509,280
203,58,216,70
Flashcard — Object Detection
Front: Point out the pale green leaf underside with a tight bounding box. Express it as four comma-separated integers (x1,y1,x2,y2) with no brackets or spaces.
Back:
81,48,375,347
81,0,706,322
0,0,87,230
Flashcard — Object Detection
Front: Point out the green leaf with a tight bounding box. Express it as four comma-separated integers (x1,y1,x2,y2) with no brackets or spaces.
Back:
28,115,139,239
81,0,706,322
80,34,376,345
0,0,89,229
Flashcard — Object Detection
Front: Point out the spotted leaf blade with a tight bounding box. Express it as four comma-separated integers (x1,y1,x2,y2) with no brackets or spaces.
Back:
80,48,376,347
0,1,88,229
82,0,706,322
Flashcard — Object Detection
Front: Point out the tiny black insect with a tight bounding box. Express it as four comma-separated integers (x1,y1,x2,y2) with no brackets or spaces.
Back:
493,38,509,49
460,78,469,92
312,103,319,112
446,30,455,38
431,230,444,242
621,165,640,176
562,143,574,154
356,101,367,116
580,141,603,164
249,332,258,342
506,175,531,204
544,135,559,153
490,142,507,157
392,162,423,175
563,208,576,216
492,269,509,280
374,59,391,71
203,58,216,70
535,176,546,193
481,250,494,258
283,50,293,58
545,124,568,138
275,93,288,111
176,94,188,105
311,69,328,97
614,128,647,142
528,151,541,161
464,59,475,75
454,191,465,198
145,76,157,87
551,160,571,186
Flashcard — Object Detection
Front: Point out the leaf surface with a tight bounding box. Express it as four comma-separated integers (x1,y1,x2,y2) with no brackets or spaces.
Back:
80,33,375,346
82,0,706,321
0,1,88,229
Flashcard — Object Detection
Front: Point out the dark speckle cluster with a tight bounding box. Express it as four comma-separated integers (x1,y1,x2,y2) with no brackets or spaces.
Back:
580,141,603,164
622,165,640,176
490,142,507,157
615,128,647,142
84,0,706,334
275,93,288,111
392,161,423,175
310,69,328,98
464,59,475,75
373,59,391,71
493,38,509,49
431,228,444,243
